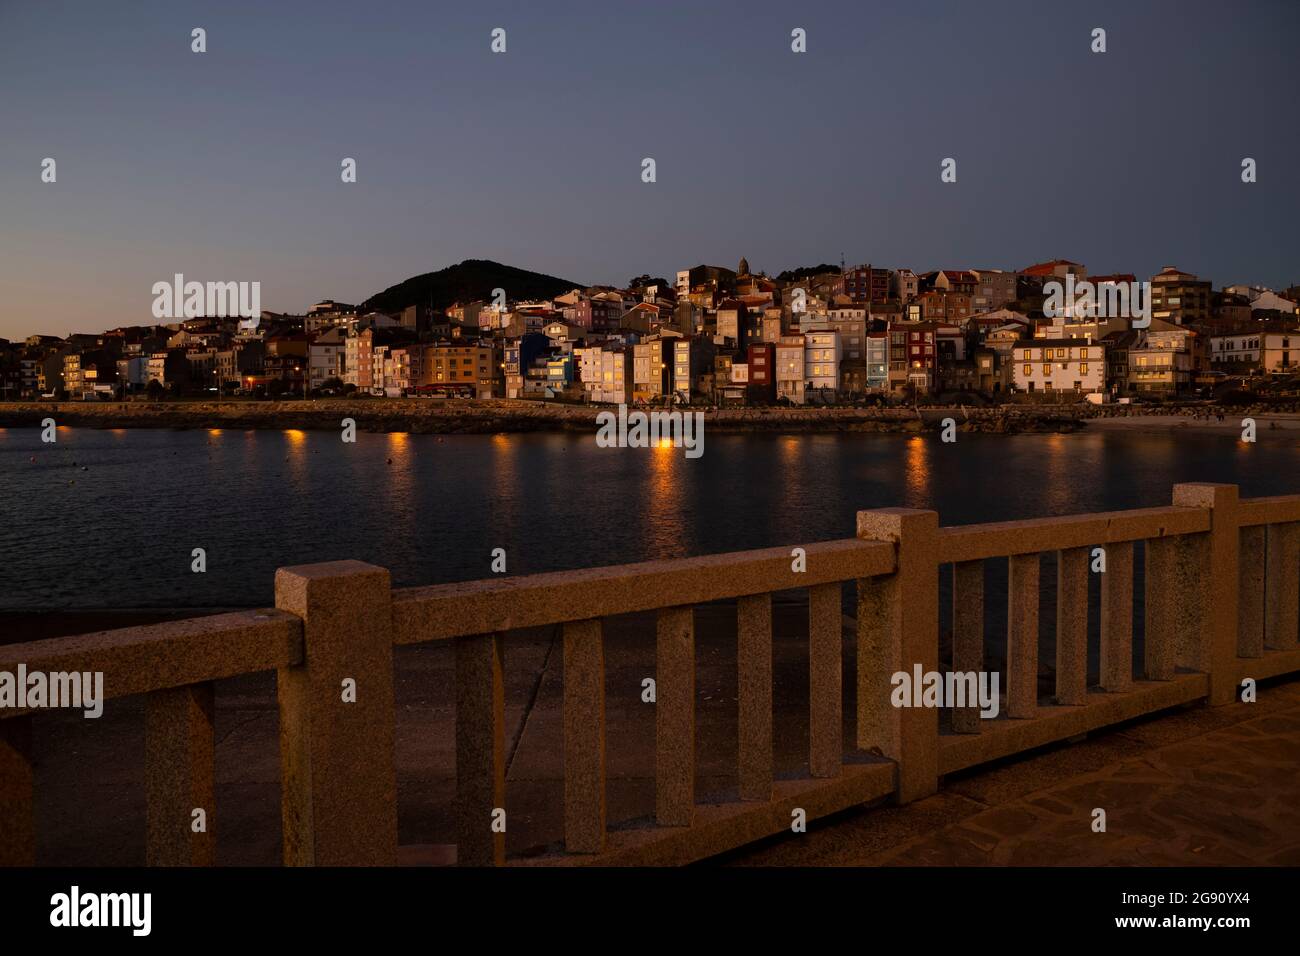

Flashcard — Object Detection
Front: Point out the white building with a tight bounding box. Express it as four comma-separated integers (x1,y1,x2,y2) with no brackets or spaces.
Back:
1210,331,1300,373
804,329,842,399
1012,339,1105,393
775,336,806,405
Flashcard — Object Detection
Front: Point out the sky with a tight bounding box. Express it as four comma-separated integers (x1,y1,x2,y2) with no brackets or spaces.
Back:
1,0,1298,339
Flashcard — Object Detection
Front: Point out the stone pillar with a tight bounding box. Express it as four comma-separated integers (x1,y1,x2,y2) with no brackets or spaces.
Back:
856,508,939,804
1099,541,1134,692
952,560,985,730
276,560,398,866
1145,537,1180,681
736,594,773,801
456,632,506,866
1238,526,1266,657
655,607,695,826
563,619,605,853
1006,553,1040,718
145,683,215,866
1056,547,1089,703
1265,522,1300,651
1172,484,1240,706
808,582,842,778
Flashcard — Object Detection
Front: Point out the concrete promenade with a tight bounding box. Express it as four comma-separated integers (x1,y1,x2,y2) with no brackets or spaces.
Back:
26,601,1300,866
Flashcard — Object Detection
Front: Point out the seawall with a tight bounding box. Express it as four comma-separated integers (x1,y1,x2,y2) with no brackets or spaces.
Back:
0,399,1085,435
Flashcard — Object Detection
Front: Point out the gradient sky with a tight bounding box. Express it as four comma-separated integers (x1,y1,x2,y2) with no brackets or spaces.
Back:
2,0,1298,339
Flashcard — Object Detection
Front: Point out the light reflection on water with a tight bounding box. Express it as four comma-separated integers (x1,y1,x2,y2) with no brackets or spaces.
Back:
1,426,1298,609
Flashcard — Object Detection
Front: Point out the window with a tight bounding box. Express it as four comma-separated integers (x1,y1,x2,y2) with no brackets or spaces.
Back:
1024,364,1032,377
1080,363,1088,374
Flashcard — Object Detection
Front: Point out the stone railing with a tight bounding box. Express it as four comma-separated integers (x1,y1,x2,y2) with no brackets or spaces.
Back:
2,482,1298,866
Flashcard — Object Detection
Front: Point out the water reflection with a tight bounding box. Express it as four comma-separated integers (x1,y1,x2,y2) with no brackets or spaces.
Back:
283,428,308,485
385,432,414,517
4,427,1299,609
903,436,931,509
644,441,686,556
491,433,518,544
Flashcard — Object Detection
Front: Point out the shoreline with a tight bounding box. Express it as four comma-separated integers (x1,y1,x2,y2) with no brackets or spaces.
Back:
0,395,1248,437
0,398,1088,434
2,399,1299,436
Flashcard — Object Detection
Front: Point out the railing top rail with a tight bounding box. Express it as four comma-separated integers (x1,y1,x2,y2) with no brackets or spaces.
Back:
391,538,895,645
937,505,1210,564
1238,494,1300,527
0,609,301,717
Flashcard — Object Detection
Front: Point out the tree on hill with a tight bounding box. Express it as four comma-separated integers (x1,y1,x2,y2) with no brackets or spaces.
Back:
361,259,583,315
777,264,840,282
627,274,673,292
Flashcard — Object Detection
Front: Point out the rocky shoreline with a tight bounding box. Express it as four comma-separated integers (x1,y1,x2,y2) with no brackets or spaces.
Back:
0,399,1094,434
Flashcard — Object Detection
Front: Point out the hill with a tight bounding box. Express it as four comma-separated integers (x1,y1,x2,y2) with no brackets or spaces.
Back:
361,259,583,315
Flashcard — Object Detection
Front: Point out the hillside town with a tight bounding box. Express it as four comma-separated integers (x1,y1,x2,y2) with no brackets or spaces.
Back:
4,259,1300,406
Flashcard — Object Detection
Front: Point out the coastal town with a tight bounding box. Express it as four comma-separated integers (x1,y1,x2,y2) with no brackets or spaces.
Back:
3,258,1300,408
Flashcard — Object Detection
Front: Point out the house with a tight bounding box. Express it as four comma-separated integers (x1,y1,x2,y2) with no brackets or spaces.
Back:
746,343,776,403
804,329,841,402
865,332,889,392
308,327,348,391
1012,339,1105,394
1150,266,1212,327
671,337,716,404
775,337,806,405
1127,327,1197,394
632,338,673,403
1210,329,1300,374
971,269,1019,313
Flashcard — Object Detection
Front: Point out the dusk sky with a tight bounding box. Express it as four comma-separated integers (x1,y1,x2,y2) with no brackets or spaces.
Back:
2,0,1297,339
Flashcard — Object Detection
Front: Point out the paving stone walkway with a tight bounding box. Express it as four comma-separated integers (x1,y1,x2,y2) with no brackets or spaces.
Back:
723,679,1300,866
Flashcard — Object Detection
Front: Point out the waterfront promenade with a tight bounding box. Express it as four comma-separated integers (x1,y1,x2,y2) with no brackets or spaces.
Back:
4,482,1300,866
18,605,1300,866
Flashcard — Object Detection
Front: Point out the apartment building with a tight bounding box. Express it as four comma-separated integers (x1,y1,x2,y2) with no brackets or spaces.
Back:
594,348,633,404
1210,330,1300,373
804,329,842,400
865,331,889,392
308,327,347,390
1127,328,1196,394
971,269,1018,313
1012,339,1105,393
746,343,776,402
671,337,716,403
895,269,919,302
775,336,806,405
424,344,496,398
1150,266,1212,327
632,338,673,403
918,290,972,323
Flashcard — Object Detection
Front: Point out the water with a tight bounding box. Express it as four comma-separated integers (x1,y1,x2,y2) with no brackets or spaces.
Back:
1,425,1297,610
